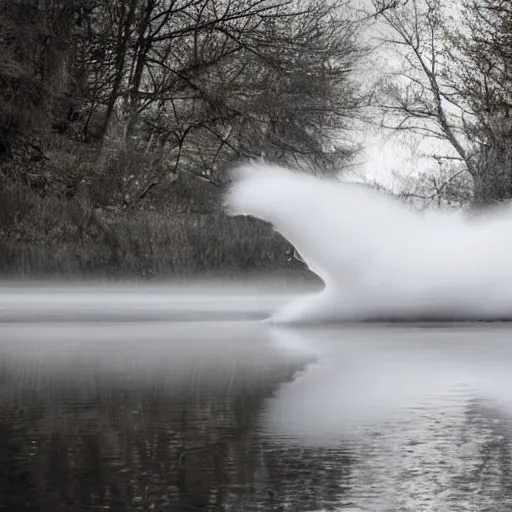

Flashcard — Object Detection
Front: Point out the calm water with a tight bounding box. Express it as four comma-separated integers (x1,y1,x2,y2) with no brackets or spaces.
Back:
2,283,512,511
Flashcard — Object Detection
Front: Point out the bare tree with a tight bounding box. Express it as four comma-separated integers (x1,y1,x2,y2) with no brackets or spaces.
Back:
71,0,368,206
444,0,512,204
396,161,473,210
371,0,512,205
1,0,369,210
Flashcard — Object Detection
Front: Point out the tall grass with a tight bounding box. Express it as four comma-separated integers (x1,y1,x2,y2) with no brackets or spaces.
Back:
0,180,307,280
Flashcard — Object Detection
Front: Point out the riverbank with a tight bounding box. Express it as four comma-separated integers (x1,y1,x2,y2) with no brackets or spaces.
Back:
0,201,311,280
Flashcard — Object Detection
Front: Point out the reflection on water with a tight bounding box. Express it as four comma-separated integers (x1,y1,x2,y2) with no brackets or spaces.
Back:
0,320,330,512
1,285,512,511
267,326,512,511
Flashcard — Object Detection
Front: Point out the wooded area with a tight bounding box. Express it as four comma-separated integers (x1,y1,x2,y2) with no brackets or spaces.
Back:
0,0,366,277
373,0,512,208
1,0,512,277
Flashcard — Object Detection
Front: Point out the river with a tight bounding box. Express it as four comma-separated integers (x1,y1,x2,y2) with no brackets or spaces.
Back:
1,282,512,511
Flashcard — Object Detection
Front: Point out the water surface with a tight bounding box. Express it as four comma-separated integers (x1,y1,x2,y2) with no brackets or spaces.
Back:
1,283,512,511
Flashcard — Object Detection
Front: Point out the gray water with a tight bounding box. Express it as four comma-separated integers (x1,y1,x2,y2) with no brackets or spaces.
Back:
1,283,512,511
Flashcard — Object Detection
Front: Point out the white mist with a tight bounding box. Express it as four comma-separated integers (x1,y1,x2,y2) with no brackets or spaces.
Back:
225,162,512,322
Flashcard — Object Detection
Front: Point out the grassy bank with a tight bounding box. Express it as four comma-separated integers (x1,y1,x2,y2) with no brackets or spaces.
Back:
0,182,310,280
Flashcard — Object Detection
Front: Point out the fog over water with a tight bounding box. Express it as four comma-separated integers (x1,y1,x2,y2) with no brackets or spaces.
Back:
2,282,512,510
5,160,512,508
225,163,512,323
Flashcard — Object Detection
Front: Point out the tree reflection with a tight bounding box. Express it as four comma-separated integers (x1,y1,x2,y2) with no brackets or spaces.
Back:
0,357,352,512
